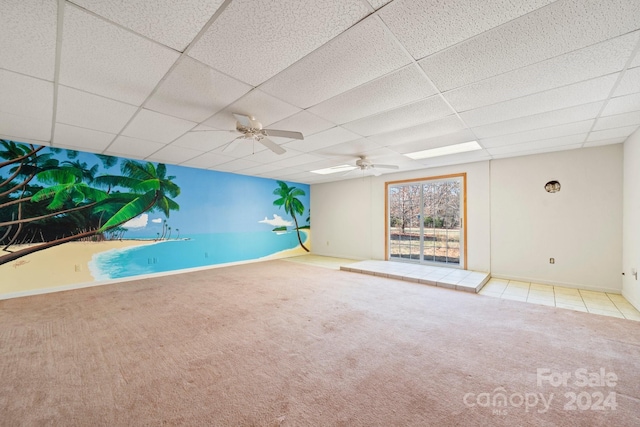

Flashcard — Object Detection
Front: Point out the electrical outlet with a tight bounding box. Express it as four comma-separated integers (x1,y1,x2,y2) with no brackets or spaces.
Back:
549,258,555,264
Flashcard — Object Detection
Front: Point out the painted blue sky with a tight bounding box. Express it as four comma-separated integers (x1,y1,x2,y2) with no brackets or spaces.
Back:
31,146,310,237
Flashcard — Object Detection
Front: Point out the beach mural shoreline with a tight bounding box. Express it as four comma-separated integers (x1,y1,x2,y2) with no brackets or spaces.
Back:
0,140,310,297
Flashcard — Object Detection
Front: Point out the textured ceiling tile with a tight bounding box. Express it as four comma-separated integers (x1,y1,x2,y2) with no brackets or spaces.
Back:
0,111,51,142
631,50,640,68
60,5,180,105
480,120,594,148
145,144,205,164
486,134,587,156
69,0,224,51
472,102,603,139
313,138,384,157
270,153,327,168
260,17,412,108
342,95,454,136
0,0,57,80
283,127,360,153
460,74,618,127
308,65,437,124
56,86,138,134
601,93,640,116
122,109,196,144
203,89,301,130
369,115,466,146
106,136,166,159
367,0,392,9
179,152,236,169
420,0,640,91
583,137,626,147
443,33,639,112
189,0,370,86
390,129,480,154
0,70,53,121
490,144,582,159
614,66,640,96
268,111,336,139
593,111,640,131
412,150,492,168
380,0,553,59
145,57,252,123
213,158,262,173
170,131,237,151
53,123,115,152
586,125,639,141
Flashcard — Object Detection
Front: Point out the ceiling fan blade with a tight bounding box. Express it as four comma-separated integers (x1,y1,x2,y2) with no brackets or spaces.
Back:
371,164,399,170
263,129,304,140
232,113,252,127
258,137,286,155
222,136,244,153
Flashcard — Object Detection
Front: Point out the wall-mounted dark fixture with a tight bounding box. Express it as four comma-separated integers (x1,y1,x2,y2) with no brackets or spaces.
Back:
545,180,561,193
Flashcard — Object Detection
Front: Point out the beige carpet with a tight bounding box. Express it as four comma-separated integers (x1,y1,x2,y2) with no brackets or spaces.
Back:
1,260,639,426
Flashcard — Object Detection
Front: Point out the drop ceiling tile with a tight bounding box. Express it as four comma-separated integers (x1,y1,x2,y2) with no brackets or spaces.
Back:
472,102,603,138
412,150,492,169
260,16,412,108
0,0,57,80
56,86,138,134
203,89,301,130
283,127,360,153
390,129,480,154
369,115,466,146
145,57,251,123
593,111,640,131
601,93,640,116
486,134,587,156
170,130,237,151
69,0,225,51
490,143,583,159
631,50,640,68
313,138,384,157
240,163,288,176
583,137,627,147
0,70,53,121
189,0,370,86
145,144,205,164
460,74,618,127
379,0,553,59
267,111,336,139
179,152,236,169
53,123,115,152
420,0,640,90
480,120,595,148
0,111,51,142
443,33,639,112
214,158,262,173
308,65,437,124
343,95,455,137
270,153,327,168
106,135,166,159
586,125,639,141
60,5,180,106
122,109,196,144
614,66,640,96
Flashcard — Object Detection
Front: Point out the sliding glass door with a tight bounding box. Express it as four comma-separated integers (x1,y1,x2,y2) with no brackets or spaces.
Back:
387,175,465,268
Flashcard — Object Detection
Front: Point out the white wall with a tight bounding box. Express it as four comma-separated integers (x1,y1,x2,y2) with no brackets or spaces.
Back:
311,161,491,272
490,145,622,292
312,145,625,293
623,129,640,309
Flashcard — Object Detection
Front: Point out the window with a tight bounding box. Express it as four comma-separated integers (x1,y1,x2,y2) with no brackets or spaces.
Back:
386,174,466,268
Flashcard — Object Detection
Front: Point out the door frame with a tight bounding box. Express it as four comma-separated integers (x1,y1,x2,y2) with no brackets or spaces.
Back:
385,173,467,270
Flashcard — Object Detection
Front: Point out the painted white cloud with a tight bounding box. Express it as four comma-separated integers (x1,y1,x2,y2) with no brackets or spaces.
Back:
259,214,293,227
122,213,148,229
151,218,163,224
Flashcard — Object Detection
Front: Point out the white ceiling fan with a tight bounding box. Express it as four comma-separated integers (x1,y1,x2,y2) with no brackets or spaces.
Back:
193,113,304,155
337,156,400,176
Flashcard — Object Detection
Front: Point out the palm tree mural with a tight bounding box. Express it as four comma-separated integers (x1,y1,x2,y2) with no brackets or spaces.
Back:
0,143,181,266
272,180,309,252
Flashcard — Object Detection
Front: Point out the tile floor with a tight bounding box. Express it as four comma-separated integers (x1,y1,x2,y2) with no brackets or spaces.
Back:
284,255,640,322
479,278,640,321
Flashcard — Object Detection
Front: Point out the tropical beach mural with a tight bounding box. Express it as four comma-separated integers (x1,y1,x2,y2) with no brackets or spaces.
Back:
0,140,310,296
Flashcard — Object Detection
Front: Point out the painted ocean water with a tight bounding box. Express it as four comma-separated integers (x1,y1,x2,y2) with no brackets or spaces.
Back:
89,230,307,280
